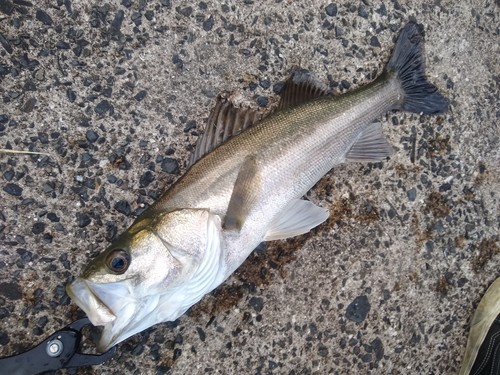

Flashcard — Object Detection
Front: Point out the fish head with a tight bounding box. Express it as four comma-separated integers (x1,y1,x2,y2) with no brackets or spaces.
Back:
66,209,224,352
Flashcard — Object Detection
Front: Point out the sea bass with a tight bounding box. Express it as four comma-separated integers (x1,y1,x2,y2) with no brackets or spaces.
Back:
66,22,448,352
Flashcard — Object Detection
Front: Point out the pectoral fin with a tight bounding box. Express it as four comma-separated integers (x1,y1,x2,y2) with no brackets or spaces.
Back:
224,155,261,232
346,122,394,162
264,199,329,241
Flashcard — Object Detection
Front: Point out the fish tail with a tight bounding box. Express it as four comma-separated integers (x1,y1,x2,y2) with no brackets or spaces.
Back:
386,22,448,114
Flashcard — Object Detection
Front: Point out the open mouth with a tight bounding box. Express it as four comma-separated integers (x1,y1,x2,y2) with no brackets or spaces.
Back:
66,278,116,326
66,277,145,352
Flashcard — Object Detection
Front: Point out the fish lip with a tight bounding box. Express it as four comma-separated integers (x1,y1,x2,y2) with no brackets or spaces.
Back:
66,278,116,326
67,277,142,352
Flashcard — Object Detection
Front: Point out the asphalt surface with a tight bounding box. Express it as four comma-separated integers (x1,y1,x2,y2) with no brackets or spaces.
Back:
0,1,499,374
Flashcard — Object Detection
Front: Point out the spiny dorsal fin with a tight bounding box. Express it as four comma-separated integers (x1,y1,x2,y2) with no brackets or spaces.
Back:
189,94,264,166
190,69,331,166
277,69,332,110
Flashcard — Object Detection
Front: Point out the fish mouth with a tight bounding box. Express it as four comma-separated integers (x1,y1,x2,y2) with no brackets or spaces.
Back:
66,278,116,326
66,278,159,352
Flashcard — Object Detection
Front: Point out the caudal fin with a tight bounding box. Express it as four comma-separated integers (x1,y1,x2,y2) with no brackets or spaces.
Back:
386,22,448,115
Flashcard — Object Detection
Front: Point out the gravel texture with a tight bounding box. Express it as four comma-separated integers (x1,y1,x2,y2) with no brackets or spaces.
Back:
0,1,499,374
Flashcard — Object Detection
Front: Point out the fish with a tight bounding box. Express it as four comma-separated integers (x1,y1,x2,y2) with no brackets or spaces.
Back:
66,21,448,352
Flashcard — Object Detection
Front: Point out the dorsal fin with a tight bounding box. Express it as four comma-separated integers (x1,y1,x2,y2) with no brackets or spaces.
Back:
189,69,331,167
189,94,264,166
277,69,332,110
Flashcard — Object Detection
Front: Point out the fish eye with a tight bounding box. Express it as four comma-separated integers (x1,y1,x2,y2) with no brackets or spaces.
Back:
105,249,131,274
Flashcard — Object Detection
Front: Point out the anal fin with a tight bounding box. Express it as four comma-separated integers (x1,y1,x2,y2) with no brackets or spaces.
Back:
346,122,394,162
264,199,329,241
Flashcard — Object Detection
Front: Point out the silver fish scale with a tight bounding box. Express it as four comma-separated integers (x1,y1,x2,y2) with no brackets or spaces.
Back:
151,73,402,273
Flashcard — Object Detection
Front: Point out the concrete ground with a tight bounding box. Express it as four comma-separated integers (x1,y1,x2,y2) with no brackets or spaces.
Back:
0,0,498,374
